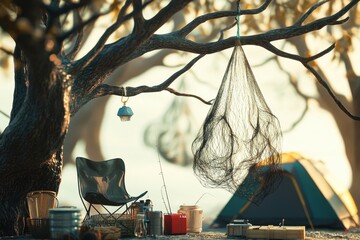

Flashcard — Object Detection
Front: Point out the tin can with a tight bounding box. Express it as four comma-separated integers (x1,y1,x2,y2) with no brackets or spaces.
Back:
147,211,163,236
49,207,81,240
178,205,203,233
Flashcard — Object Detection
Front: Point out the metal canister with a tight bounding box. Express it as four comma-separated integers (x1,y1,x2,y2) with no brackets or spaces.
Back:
178,205,203,233
146,211,163,236
49,207,81,239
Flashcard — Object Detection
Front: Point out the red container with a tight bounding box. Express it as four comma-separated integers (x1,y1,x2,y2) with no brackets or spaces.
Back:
164,213,187,235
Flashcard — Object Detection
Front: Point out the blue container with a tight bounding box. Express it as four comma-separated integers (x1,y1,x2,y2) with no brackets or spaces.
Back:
49,207,81,239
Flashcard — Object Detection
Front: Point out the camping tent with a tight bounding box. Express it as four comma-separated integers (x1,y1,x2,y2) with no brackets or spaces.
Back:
212,152,359,230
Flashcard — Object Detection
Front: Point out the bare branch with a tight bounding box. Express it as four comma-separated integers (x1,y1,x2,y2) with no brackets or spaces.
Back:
132,0,145,35
58,1,126,43
164,88,213,105
0,46,13,56
63,9,85,60
262,40,360,120
0,110,10,119
295,0,330,26
71,53,207,112
178,0,272,37
145,0,193,35
69,0,359,114
126,0,353,59
68,0,132,73
304,63,360,120
44,0,92,16
261,42,335,62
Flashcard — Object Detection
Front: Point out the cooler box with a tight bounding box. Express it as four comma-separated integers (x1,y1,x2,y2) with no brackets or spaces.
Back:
164,213,186,235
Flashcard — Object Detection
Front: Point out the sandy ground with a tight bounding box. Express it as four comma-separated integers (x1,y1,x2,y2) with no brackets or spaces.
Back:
3,229,360,239
124,228,360,239
5,225,360,239
133,228,360,239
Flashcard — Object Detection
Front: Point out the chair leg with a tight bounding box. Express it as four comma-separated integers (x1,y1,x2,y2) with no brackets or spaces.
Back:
81,203,94,226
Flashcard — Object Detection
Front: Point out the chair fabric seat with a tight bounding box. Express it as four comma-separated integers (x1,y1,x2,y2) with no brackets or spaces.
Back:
76,157,147,228
84,192,146,206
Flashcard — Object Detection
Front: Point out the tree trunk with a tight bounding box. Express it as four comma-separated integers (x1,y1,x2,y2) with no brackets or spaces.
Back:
0,151,62,236
0,54,70,236
349,101,360,216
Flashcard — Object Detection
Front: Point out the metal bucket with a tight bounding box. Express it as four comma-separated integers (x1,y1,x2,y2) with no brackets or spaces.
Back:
178,205,203,233
49,207,81,239
147,211,163,236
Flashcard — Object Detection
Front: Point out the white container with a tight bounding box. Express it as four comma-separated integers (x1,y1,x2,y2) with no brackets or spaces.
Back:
177,205,203,233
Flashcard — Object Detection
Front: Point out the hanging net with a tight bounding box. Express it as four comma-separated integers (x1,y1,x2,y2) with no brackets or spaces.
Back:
192,41,283,204
144,81,198,166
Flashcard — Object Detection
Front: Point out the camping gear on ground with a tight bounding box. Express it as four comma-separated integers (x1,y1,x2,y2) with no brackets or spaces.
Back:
226,219,252,238
49,207,81,239
146,211,163,236
76,157,147,237
27,190,57,219
164,213,187,235
134,213,147,238
212,152,360,230
191,40,282,205
177,205,203,233
245,225,305,240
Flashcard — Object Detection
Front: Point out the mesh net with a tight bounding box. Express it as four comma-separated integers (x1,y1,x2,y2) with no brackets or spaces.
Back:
192,42,283,204
144,81,197,166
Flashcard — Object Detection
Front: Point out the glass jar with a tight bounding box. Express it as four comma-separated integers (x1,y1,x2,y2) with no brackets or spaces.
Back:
134,213,147,238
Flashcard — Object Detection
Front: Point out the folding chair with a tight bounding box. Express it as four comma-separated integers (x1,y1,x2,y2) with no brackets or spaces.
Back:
76,157,147,228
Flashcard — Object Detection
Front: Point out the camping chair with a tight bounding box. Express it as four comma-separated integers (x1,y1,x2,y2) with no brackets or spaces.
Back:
76,157,147,227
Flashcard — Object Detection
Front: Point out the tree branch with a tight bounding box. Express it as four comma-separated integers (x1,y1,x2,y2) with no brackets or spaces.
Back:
294,0,330,26
178,0,272,37
261,42,335,62
72,53,207,112
304,63,360,120
132,0,145,35
122,0,355,58
0,47,13,56
164,88,213,105
69,0,359,114
44,0,92,16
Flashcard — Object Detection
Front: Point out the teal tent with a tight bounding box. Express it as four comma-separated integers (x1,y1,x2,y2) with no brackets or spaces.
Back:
212,153,359,230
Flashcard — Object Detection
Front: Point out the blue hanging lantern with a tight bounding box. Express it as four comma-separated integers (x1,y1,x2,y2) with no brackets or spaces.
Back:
117,104,134,121
117,90,134,121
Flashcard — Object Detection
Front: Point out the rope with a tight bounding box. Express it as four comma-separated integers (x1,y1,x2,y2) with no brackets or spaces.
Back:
236,0,241,38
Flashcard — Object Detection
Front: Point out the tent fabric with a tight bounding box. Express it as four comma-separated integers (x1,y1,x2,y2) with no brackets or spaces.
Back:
211,152,359,230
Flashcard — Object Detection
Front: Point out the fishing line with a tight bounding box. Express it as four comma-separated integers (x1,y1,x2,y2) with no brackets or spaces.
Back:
157,148,172,214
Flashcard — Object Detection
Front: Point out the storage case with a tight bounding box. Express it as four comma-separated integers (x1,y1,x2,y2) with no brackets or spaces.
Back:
164,213,186,235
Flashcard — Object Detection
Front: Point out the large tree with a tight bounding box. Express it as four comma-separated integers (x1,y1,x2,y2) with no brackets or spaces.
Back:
0,0,359,236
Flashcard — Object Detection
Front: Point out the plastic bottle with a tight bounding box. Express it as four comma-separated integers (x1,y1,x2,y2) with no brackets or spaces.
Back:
134,213,147,238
